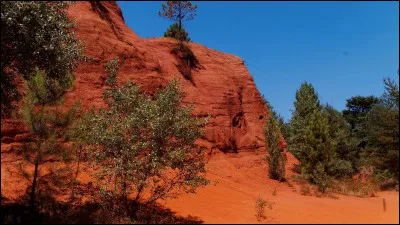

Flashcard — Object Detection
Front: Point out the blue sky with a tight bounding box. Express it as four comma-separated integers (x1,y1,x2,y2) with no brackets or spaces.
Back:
117,1,399,121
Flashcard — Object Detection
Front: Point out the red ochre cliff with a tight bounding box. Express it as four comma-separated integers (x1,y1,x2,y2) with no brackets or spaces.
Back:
2,1,287,154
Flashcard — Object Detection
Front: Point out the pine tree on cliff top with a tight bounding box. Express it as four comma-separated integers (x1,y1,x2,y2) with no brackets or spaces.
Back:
159,1,197,42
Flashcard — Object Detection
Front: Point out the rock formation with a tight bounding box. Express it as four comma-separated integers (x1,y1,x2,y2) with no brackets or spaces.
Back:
1,1,274,154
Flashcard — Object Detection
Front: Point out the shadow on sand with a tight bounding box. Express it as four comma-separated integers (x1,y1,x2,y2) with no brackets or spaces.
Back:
1,183,203,224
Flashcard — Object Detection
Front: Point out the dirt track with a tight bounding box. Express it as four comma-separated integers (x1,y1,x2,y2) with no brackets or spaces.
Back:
161,150,399,224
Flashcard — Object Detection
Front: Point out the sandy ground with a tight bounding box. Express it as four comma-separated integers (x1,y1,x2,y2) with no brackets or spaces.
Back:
1,147,398,224
160,151,399,224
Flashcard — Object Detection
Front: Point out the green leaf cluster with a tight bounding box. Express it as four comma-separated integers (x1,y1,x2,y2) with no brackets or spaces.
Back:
71,58,210,205
1,1,82,117
263,98,286,181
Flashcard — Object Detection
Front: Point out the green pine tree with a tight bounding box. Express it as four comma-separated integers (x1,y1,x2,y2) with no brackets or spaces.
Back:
287,82,321,160
363,76,399,181
302,110,336,173
322,104,354,177
264,111,287,181
19,68,79,212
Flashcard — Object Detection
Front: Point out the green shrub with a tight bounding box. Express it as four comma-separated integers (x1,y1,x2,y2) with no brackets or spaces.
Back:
327,159,354,178
171,43,198,82
71,58,210,209
264,98,287,181
374,169,399,190
311,163,329,193
172,43,195,60
164,23,191,41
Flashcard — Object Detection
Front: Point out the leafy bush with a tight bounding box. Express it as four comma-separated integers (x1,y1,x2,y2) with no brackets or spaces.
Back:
71,58,210,210
171,43,198,82
164,23,191,41
311,163,329,193
1,1,82,117
264,111,287,181
374,169,399,190
172,43,195,61
327,159,354,178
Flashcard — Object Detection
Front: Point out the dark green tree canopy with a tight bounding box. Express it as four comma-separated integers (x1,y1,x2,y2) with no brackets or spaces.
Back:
1,1,82,117
342,95,379,130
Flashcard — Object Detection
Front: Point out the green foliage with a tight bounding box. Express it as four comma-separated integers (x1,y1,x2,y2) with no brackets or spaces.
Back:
301,110,336,180
19,68,79,210
287,82,321,160
327,159,354,178
1,1,82,117
71,58,210,206
159,1,197,41
342,95,379,133
171,43,198,82
322,104,350,158
362,76,399,181
262,95,289,139
286,83,336,189
104,57,119,87
172,43,195,60
164,23,191,41
286,74,398,191
264,100,286,181
381,76,399,109
322,104,360,173
311,163,329,193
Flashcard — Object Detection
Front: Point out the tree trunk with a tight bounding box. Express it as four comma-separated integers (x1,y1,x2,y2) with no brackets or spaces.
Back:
135,183,144,202
123,178,128,209
178,1,183,42
29,146,41,212
70,147,81,200
178,2,182,31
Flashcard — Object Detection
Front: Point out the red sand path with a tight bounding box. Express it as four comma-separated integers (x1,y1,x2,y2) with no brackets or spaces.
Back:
160,151,399,224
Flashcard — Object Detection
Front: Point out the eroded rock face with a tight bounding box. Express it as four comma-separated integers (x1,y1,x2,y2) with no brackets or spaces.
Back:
1,1,271,153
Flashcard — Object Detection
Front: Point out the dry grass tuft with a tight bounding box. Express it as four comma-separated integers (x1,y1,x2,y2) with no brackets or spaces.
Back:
255,196,273,221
